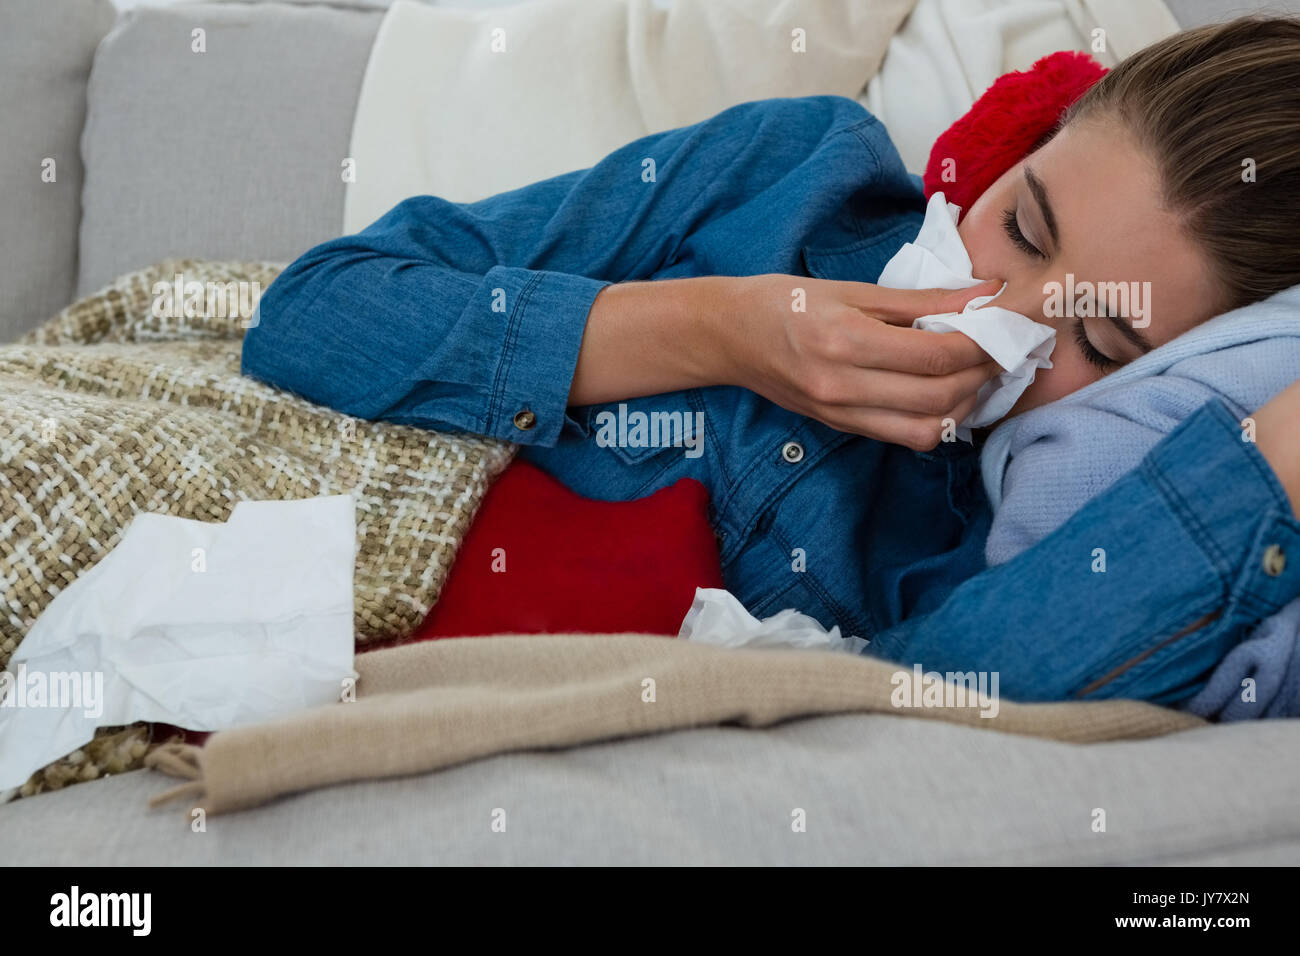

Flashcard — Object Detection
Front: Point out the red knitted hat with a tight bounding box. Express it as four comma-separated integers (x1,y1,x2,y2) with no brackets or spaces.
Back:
923,51,1108,219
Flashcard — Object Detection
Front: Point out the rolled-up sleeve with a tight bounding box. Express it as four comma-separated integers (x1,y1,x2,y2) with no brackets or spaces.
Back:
867,398,1300,705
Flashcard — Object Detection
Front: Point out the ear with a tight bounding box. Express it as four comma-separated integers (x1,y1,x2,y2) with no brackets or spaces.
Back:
923,51,1108,220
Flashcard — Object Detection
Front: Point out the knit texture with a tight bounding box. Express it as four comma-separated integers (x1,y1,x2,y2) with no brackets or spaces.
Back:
146,633,1204,816
923,51,1106,219
982,286,1300,563
1,260,515,798
979,287,1300,721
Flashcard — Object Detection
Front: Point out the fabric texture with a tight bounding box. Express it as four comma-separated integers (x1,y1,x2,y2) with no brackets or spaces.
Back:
870,398,1300,706
247,91,1300,707
922,51,1106,217
247,95,992,652
914,40,1300,719
0,495,360,794
8,724,166,804
927,40,1300,721
979,292,1300,717
77,2,383,295
861,0,1178,174
1188,606,1300,720
343,0,917,228
2,259,512,799
5,712,1298,865
413,461,724,639
1,259,513,679
145,633,1202,816
0,0,116,341
982,291,1300,563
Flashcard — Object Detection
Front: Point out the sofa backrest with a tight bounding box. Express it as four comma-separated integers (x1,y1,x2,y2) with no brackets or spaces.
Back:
0,0,116,342
76,0,384,298
5,0,1243,344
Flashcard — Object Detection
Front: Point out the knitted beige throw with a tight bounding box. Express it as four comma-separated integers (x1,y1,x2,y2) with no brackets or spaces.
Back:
2,261,514,798
146,634,1204,816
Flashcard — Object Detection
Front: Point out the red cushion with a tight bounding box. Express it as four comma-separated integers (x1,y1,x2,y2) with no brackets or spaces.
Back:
409,460,724,640
923,51,1106,219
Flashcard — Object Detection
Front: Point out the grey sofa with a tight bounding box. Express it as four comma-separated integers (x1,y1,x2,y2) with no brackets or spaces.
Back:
7,714,1300,865
2,0,1298,865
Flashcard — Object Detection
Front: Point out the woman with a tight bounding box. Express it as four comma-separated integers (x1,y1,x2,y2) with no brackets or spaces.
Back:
243,18,1300,704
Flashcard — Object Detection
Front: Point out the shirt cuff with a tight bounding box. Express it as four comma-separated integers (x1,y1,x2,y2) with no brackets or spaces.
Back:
479,266,610,447
1144,397,1300,619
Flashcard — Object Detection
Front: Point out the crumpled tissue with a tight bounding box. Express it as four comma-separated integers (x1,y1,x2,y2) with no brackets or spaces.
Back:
0,496,358,791
876,191,1056,441
678,588,869,654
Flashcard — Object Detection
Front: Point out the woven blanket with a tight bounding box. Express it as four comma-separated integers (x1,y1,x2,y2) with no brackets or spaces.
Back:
146,633,1204,817
1,261,515,798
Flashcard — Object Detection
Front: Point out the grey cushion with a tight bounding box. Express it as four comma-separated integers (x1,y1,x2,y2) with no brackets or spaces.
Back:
0,0,115,342
3,714,1298,864
76,1,382,296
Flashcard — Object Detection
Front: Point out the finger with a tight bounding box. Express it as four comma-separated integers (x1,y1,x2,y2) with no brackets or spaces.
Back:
823,402,974,451
849,279,1004,325
945,388,983,429
814,360,1000,415
848,323,994,375
824,386,985,449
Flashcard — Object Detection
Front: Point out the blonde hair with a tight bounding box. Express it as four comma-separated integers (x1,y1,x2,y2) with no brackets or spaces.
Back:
1064,16,1300,312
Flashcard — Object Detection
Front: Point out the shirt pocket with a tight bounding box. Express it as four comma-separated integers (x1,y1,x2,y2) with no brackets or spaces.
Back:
801,218,917,282
578,396,707,489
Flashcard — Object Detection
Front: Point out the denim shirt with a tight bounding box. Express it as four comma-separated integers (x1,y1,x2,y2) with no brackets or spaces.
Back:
242,96,1300,705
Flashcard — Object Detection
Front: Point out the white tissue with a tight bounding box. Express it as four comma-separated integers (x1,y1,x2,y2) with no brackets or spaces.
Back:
877,191,1056,441
0,496,358,791
678,588,869,654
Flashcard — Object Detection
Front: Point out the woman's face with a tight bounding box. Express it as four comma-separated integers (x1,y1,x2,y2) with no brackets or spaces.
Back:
957,116,1222,417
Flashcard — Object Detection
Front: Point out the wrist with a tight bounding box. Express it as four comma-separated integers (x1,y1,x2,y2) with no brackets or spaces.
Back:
680,275,748,389
572,276,745,405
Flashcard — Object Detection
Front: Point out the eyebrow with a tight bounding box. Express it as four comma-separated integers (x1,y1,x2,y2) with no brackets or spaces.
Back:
1023,166,1059,249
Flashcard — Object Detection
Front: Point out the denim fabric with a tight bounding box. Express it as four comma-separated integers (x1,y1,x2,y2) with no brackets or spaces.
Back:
242,96,1300,704
871,399,1300,705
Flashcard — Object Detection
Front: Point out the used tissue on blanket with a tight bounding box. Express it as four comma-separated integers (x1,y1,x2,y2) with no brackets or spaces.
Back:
0,496,358,791
877,191,1056,440
678,588,869,653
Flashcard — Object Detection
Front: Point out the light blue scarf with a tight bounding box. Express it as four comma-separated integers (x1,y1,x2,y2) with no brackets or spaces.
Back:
980,285,1300,718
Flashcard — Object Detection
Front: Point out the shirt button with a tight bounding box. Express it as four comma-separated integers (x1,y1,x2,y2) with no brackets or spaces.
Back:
512,409,537,431
781,441,805,464
1262,544,1287,577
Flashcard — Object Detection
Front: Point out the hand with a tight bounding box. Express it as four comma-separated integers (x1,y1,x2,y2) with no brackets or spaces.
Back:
720,274,1004,451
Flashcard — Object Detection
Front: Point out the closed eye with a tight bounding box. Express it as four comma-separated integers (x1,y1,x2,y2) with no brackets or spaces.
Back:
1001,207,1046,260
1072,318,1121,372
